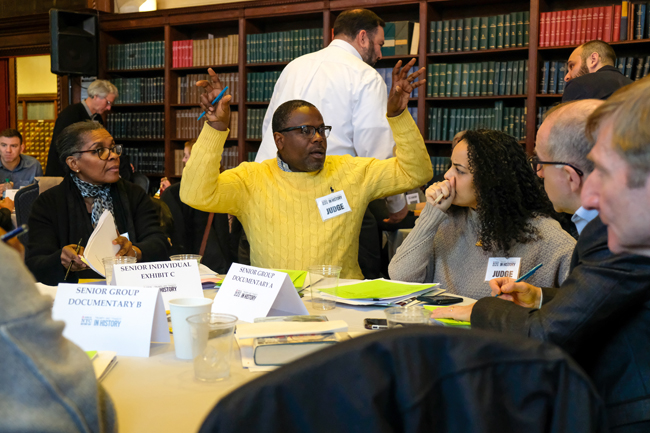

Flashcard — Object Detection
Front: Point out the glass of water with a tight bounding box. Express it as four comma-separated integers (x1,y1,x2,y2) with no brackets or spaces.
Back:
186,313,238,382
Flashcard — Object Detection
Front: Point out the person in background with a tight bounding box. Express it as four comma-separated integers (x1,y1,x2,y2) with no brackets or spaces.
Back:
0,233,116,432
46,80,118,177
389,129,575,299
562,40,632,102
256,9,412,278
181,64,430,279
27,121,169,285
0,128,43,193
432,81,650,432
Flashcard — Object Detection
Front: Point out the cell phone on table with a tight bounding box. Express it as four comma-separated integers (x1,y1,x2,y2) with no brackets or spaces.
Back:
364,318,387,330
416,295,463,305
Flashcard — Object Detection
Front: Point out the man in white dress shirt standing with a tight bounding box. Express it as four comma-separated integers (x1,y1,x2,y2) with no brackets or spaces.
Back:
257,9,421,277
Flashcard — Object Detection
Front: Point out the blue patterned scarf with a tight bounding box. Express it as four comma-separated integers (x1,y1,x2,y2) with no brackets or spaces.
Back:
71,174,115,228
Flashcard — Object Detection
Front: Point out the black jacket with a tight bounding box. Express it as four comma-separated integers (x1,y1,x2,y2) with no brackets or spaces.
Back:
562,65,633,102
472,217,650,431
26,176,169,285
46,103,102,177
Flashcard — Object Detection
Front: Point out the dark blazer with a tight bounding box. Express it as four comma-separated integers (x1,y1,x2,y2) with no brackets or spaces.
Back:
46,103,102,177
472,217,650,431
562,65,633,102
26,176,169,285
160,182,241,274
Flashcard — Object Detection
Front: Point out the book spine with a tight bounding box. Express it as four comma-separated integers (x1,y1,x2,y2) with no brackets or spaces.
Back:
559,10,567,46
456,19,463,52
504,13,510,48
471,17,480,50
604,6,613,42
449,19,457,52
464,17,472,52
497,15,504,49
598,6,606,41
524,11,530,46
488,16,497,49
550,11,557,46
435,21,443,53
442,20,450,53
461,63,470,97
480,16,489,50
621,2,628,41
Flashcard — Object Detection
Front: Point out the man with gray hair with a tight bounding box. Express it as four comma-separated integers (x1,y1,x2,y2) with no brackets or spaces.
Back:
431,95,650,432
562,40,632,102
46,79,118,176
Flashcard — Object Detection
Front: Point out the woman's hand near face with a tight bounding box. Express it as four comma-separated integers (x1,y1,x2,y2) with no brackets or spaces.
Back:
425,177,456,212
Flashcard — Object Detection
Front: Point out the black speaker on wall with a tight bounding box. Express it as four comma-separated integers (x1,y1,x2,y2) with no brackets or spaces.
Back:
50,9,98,76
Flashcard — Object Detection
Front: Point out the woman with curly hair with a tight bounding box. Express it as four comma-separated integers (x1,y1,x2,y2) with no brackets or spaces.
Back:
389,129,576,299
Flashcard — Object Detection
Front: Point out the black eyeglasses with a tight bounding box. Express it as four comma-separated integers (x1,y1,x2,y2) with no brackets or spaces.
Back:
528,156,584,177
277,125,332,138
73,144,123,161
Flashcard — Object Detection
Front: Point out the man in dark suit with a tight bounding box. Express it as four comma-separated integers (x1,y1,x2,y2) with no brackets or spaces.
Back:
431,92,650,432
562,40,633,102
45,79,117,176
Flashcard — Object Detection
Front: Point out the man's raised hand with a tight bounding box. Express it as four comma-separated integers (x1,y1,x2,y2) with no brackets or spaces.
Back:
387,58,426,118
196,68,232,131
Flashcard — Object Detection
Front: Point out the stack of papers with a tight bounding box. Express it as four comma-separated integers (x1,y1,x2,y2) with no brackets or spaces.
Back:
318,279,443,306
80,210,120,277
199,264,224,289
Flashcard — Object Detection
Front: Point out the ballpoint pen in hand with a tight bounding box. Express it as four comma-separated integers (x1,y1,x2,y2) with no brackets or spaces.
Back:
197,86,229,121
64,238,83,281
494,263,543,297
1,224,27,242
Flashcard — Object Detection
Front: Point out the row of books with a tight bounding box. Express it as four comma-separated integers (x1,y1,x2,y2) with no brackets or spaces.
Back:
247,71,281,102
175,108,238,139
246,108,266,139
247,151,258,162
246,29,323,64
616,56,650,80
430,156,451,178
429,12,530,54
427,61,528,98
536,106,551,129
177,73,240,104
124,147,165,174
539,3,649,47
381,21,420,56
107,42,165,70
539,61,567,95
376,67,420,97
172,35,239,68
428,103,527,142
112,77,164,104
106,112,164,139
221,146,240,170
173,149,185,176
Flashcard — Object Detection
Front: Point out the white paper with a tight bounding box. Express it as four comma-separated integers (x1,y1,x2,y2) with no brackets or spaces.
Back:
82,210,120,276
235,320,348,340
92,351,118,381
484,257,522,281
114,260,204,310
212,264,308,322
52,283,170,357
4,189,18,200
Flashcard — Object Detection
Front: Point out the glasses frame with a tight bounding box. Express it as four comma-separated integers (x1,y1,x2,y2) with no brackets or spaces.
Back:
72,144,123,161
277,125,332,138
528,156,584,177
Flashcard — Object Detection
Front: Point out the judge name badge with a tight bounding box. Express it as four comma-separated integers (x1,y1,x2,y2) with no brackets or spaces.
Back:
316,190,352,222
485,257,521,281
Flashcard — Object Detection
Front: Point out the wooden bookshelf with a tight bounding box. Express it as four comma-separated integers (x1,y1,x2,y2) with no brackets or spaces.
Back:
87,0,649,177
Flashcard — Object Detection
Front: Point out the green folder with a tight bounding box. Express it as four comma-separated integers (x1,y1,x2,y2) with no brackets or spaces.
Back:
424,305,471,327
320,280,437,300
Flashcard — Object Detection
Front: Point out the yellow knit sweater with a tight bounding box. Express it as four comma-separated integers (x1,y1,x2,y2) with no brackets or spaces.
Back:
180,110,433,279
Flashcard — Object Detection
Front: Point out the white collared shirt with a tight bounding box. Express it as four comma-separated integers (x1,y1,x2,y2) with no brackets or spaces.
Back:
256,39,405,212
571,206,599,235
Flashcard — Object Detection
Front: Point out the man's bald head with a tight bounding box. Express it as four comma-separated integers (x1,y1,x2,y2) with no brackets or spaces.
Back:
539,99,604,175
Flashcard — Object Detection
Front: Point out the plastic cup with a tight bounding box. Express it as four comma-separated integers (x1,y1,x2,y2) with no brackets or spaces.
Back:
307,265,342,311
168,298,214,360
170,254,202,264
102,256,137,285
186,313,238,382
384,306,440,328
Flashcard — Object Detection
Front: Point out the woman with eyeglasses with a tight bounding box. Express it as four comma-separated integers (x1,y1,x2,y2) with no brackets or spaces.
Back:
26,121,169,285
389,129,576,300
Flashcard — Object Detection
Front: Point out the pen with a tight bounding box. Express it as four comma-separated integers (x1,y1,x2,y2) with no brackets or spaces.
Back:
1,224,28,242
197,86,229,121
64,238,83,281
494,263,543,297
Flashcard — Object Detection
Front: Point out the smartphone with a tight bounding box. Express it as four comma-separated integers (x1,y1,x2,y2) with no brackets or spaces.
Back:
364,318,388,330
416,295,463,305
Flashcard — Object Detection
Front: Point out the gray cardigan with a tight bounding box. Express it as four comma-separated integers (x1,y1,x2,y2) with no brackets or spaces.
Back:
388,204,576,299
0,242,116,432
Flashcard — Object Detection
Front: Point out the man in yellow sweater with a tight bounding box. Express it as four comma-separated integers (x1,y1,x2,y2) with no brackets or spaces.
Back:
181,62,432,279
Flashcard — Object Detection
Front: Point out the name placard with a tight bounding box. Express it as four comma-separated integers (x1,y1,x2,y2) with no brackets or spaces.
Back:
484,257,521,281
213,264,308,323
114,260,204,309
406,192,420,204
52,284,170,357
